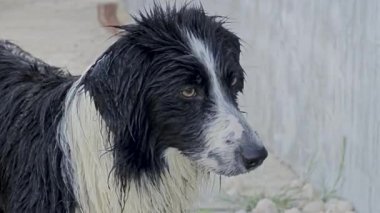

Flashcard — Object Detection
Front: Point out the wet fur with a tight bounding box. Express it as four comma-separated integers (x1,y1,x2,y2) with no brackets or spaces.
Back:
0,40,77,212
0,5,250,213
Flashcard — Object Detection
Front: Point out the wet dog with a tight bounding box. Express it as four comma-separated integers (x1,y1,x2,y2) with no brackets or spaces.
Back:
0,5,267,213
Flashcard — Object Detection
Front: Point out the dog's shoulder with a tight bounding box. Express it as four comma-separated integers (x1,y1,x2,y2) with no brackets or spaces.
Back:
0,40,44,65
0,39,72,79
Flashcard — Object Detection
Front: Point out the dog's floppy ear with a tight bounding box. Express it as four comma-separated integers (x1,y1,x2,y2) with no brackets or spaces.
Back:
83,46,162,186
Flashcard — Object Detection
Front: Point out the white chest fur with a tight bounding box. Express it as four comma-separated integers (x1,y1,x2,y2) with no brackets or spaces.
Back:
58,85,207,213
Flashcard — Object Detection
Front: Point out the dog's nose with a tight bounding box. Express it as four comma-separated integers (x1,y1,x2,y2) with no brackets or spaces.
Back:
241,146,268,170
238,130,268,170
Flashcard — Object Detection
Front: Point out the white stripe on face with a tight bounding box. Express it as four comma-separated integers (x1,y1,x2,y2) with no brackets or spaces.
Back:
185,32,245,150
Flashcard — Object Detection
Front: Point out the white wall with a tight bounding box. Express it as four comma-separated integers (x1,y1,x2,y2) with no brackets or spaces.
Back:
212,1,379,212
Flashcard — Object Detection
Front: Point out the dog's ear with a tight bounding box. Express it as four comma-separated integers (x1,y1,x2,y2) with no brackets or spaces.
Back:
83,49,161,186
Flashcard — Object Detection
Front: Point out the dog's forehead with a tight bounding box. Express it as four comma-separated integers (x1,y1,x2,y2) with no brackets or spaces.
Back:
178,22,241,81
185,32,215,76
182,29,236,82
127,7,242,83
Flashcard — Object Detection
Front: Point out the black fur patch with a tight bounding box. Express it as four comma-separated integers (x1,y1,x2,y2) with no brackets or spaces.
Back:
0,40,77,212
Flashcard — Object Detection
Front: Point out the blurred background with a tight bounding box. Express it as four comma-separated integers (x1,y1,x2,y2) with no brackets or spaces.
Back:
0,0,378,212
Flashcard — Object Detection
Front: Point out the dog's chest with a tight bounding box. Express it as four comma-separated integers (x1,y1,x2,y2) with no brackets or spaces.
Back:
62,90,204,213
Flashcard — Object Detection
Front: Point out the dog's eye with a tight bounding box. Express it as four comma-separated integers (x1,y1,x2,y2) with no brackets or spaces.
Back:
231,77,238,86
181,87,197,98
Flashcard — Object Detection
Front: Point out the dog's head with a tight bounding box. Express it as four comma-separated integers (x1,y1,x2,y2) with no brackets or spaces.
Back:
85,5,267,178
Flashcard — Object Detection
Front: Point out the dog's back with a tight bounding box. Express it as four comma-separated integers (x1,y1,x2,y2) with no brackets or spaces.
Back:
0,40,77,212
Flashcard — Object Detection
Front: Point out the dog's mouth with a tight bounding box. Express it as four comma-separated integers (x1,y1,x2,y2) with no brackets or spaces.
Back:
196,156,266,177
219,161,265,177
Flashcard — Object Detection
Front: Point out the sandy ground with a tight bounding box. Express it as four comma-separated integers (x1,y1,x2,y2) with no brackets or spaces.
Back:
0,1,353,212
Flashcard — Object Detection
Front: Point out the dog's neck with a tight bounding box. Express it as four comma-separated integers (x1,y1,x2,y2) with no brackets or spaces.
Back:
59,84,206,213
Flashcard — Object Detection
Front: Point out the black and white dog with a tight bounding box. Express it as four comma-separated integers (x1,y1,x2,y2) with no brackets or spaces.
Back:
0,5,267,213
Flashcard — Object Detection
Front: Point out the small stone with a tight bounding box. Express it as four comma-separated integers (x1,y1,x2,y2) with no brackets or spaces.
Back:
251,198,278,213
289,180,304,188
336,200,353,211
303,200,325,213
301,183,316,199
325,199,354,213
325,198,339,211
284,208,301,213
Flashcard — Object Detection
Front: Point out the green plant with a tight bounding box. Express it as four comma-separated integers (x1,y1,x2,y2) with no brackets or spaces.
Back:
321,137,347,201
303,148,319,182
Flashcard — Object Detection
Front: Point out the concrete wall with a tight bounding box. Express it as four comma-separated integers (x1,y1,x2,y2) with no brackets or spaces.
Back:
130,1,379,211
208,1,379,212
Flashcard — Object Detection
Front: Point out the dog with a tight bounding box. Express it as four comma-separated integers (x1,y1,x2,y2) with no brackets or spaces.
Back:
0,5,267,213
